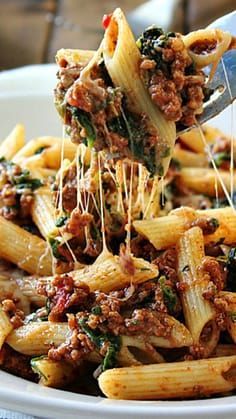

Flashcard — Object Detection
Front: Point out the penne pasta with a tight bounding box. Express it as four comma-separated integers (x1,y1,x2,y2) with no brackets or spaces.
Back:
0,124,25,160
56,48,95,66
99,356,236,399
133,207,236,250
0,216,52,275
31,186,56,239
31,357,76,387
177,226,218,356
1,7,236,402
0,276,31,314
103,8,176,175
7,322,70,355
13,136,77,169
173,145,208,168
72,251,158,292
179,167,236,197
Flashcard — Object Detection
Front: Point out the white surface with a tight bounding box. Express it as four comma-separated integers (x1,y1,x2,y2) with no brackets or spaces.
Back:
0,64,235,419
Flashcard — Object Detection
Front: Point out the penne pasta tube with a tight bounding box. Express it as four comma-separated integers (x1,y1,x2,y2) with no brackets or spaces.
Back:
133,207,236,250
0,276,31,314
0,216,52,276
98,356,236,399
177,226,218,356
183,29,232,70
120,337,165,365
7,322,70,355
122,313,193,349
0,306,13,349
179,167,236,197
179,125,223,153
56,48,95,66
13,136,77,169
31,357,76,387
34,168,57,180
15,276,46,307
31,186,56,239
73,251,158,292
173,145,208,168
103,8,176,175
0,124,25,160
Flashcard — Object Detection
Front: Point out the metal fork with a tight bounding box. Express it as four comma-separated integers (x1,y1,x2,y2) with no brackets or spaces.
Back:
178,11,236,134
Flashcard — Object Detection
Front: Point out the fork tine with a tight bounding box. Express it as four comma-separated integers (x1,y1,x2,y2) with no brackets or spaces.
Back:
197,49,236,126
177,10,236,136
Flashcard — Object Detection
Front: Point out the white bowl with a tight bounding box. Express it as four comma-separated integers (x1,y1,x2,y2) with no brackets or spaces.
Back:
0,64,235,419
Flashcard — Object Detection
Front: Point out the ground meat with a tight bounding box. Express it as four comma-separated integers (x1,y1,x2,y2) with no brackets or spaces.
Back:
65,209,93,235
131,235,159,261
2,299,24,328
140,34,206,126
48,314,95,362
153,248,178,283
201,256,225,291
190,39,217,54
38,275,90,322
0,159,40,222
44,277,173,362
148,71,183,121
190,217,219,235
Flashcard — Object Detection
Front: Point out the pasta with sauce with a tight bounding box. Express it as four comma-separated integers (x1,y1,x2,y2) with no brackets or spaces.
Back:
0,7,236,401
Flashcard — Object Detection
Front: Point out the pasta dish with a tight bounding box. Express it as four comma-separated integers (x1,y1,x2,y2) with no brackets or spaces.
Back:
0,8,236,401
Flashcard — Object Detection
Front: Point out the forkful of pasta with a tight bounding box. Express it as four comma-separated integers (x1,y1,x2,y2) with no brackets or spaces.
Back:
54,8,236,177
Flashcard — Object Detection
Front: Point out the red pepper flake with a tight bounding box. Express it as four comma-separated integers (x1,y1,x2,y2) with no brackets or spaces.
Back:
102,14,112,30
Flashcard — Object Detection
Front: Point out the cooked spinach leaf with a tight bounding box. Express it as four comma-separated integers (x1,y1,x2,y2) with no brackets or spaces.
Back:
72,107,96,148
159,276,178,313
79,317,121,371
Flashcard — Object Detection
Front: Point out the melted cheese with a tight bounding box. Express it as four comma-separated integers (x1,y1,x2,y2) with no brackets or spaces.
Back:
196,121,235,210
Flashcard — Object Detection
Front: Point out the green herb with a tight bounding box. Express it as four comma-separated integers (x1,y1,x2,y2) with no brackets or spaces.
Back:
34,146,47,155
182,265,190,272
72,108,96,148
229,312,236,323
170,158,181,171
31,356,47,380
46,298,51,316
159,276,177,313
208,217,220,230
48,237,67,261
13,169,42,191
55,215,68,227
137,26,174,73
15,178,42,191
161,147,170,158
79,317,121,371
156,164,164,177
91,306,102,315
213,152,230,168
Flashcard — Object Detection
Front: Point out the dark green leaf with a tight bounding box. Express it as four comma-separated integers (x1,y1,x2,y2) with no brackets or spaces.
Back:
79,317,121,371
91,306,102,315
34,146,47,155
159,276,177,313
55,215,68,227
72,108,96,148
